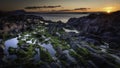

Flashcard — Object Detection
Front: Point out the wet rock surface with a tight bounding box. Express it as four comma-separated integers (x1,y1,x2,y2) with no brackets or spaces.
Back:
0,11,120,68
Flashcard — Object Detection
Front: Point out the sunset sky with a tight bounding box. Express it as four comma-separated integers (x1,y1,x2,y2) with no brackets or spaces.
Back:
0,0,120,12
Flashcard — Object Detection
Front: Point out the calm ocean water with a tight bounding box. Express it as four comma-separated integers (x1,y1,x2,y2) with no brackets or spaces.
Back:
32,14,89,23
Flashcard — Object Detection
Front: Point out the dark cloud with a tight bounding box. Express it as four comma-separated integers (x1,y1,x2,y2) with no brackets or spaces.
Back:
58,8,90,12
74,8,90,11
56,8,91,12
25,5,61,9
52,8,91,12
58,9,72,12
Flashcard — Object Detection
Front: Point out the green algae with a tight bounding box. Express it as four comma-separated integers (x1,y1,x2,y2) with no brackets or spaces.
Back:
69,50,86,64
39,46,54,63
8,47,16,55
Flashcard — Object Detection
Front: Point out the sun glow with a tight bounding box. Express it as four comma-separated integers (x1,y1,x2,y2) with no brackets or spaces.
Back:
104,7,115,13
107,10,111,13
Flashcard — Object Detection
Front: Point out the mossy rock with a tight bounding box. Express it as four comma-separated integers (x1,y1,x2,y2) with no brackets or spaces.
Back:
17,40,26,47
39,46,54,63
60,59,68,67
8,47,16,55
69,50,87,65
16,49,28,58
75,47,91,59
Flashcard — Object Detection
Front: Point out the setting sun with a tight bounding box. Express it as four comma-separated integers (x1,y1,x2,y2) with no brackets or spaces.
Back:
107,10,111,13
104,7,115,13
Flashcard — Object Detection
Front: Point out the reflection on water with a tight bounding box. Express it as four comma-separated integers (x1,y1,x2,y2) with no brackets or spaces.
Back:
63,28,79,33
63,50,76,63
30,14,89,23
41,43,56,57
4,38,18,60
4,37,56,60
34,48,40,61
4,38,18,54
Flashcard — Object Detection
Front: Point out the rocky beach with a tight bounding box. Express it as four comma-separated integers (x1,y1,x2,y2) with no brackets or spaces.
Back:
0,11,120,68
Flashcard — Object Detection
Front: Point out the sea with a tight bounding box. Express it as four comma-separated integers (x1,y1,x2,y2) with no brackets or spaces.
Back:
30,13,89,23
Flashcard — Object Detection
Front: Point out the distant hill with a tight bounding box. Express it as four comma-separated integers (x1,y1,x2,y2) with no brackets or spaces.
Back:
8,10,26,15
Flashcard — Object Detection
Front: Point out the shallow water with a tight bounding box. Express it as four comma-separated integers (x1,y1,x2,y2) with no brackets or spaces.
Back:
41,43,56,57
4,37,56,60
4,38,18,53
63,50,76,63
34,48,40,61
63,28,79,33
4,38,18,60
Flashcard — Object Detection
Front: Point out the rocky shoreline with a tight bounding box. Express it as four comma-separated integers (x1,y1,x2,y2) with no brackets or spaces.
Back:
0,11,120,68
67,11,120,49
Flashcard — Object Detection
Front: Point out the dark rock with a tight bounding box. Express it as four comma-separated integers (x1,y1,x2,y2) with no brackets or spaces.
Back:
67,11,120,49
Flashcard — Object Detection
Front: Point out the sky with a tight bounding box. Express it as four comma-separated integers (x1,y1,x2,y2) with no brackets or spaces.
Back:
0,0,120,12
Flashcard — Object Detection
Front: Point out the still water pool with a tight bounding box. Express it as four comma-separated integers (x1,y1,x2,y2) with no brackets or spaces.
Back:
4,37,56,60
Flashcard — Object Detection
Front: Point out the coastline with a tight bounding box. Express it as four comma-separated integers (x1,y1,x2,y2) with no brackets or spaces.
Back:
0,11,120,68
